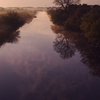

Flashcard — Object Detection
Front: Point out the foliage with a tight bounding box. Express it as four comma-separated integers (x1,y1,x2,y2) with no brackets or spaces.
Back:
64,6,91,31
80,7,100,43
47,9,68,25
0,10,36,31
0,11,25,31
48,4,100,44
48,5,91,32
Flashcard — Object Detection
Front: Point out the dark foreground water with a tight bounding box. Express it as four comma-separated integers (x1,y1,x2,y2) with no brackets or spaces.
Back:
0,11,100,100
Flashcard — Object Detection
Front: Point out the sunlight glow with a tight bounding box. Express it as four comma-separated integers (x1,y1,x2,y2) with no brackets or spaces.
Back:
0,0,100,7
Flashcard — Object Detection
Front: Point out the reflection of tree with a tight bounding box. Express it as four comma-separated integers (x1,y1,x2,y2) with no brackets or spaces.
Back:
80,44,100,77
51,24,100,77
0,11,35,48
51,24,76,59
69,30,100,77
0,28,20,47
53,33,76,59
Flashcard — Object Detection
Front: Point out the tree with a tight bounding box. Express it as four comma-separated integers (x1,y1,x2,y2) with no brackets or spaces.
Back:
80,7,100,44
53,0,80,11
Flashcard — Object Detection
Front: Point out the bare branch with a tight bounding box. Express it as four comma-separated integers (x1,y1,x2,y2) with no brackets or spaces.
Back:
53,0,80,10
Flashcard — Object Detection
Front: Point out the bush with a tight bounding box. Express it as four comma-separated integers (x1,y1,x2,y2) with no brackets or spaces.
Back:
47,9,68,25
0,11,25,31
80,7,100,43
64,6,91,32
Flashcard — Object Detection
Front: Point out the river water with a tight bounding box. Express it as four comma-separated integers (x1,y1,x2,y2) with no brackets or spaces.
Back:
0,11,100,100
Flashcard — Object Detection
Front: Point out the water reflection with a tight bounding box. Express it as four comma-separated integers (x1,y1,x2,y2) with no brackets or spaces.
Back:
79,42,100,77
53,33,76,59
51,24,100,77
52,25,76,59
0,29,20,47
0,12,100,100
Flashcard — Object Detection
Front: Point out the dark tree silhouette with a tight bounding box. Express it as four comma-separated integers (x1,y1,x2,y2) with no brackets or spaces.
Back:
80,44,100,77
53,33,76,59
0,29,20,47
53,0,80,11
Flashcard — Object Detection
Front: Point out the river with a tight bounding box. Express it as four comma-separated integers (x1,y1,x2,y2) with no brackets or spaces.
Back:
0,11,100,100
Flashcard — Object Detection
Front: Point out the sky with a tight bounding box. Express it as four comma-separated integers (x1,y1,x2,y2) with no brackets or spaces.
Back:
0,0,100,7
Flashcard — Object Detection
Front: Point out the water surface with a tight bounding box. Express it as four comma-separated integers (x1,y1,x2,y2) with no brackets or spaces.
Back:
0,11,100,100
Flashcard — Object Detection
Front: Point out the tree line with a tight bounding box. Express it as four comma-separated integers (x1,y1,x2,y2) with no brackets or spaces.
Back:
47,0,100,44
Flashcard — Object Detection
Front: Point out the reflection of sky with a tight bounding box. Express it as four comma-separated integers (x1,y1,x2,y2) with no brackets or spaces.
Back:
0,11,100,100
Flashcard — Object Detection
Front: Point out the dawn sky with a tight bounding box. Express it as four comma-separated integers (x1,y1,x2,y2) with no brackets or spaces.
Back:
0,0,100,7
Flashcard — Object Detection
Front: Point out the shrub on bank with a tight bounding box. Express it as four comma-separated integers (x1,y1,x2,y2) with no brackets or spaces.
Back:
0,11,25,31
0,10,36,32
48,5,91,32
80,7,100,43
64,6,91,32
47,9,68,25
48,5,100,44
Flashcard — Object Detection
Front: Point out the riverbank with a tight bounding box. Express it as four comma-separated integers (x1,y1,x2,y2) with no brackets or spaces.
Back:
47,5,100,44
0,9,37,47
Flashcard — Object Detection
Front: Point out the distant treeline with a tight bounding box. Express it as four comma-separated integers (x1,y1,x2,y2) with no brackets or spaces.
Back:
47,4,100,44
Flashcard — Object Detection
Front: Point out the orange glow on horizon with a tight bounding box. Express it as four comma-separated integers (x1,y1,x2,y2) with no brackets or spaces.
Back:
0,0,100,7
